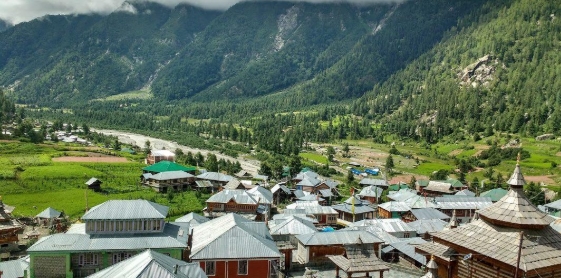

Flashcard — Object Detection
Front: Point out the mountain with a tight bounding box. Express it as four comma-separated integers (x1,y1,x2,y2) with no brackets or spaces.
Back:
0,20,12,33
0,0,559,139
0,1,220,105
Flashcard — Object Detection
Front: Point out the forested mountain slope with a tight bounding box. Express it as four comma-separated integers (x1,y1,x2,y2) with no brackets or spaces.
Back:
353,0,561,141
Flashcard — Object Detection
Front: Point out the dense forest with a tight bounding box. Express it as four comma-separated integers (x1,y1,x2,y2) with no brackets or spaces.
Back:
1,0,560,152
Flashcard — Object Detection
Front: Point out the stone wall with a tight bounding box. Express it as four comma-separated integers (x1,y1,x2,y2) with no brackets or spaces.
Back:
33,256,66,278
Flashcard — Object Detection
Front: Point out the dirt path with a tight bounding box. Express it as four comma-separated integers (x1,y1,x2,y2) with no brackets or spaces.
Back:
93,129,261,175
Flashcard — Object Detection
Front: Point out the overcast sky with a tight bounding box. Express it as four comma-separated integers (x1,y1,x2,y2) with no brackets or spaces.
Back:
0,0,405,25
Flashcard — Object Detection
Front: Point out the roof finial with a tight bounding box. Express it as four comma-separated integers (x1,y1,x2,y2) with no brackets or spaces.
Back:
516,152,521,165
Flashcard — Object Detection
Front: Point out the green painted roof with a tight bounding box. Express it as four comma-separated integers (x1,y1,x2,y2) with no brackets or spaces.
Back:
445,179,464,188
142,161,196,173
388,183,408,191
416,180,430,187
480,188,509,202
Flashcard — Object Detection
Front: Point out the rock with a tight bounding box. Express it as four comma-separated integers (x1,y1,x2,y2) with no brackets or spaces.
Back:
535,134,555,141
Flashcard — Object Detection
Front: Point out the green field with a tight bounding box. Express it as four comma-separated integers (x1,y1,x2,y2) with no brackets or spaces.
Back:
300,152,329,165
0,141,206,219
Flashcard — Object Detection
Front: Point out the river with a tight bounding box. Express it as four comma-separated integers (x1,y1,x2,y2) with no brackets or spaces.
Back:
92,129,261,175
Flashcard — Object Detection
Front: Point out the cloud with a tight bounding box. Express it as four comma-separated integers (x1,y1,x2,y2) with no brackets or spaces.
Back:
0,0,406,24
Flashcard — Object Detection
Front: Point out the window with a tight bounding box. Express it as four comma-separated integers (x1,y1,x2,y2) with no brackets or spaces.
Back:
113,252,132,264
86,221,94,232
153,220,161,231
238,260,248,275
403,233,410,238
98,221,105,232
79,253,99,266
205,261,216,275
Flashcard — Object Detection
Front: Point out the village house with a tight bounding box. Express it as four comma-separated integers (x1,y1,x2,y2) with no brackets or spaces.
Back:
141,160,196,179
358,185,384,204
295,230,383,265
268,215,317,271
87,249,208,278
434,196,493,224
543,199,561,217
387,188,418,202
84,178,102,192
401,207,451,223
378,201,411,219
196,172,234,191
408,219,448,239
332,195,376,222
420,179,466,197
26,200,190,278
416,162,561,278
174,212,210,232
205,189,271,221
271,183,291,205
284,202,338,226
359,178,388,189
0,199,23,257
190,213,281,278
348,218,418,239
146,149,175,165
142,170,195,193
35,207,63,227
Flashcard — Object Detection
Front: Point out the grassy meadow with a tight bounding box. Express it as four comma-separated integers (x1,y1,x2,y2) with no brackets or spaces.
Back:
0,141,206,220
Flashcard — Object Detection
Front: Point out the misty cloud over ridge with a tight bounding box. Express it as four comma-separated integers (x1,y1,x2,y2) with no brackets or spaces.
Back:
0,0,406,24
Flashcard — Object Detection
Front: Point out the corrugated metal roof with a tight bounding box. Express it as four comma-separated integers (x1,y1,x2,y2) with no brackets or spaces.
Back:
294,171,319,181
147,171,194,181
408,219,447,234
87,250,207,278
82,200,168,220
269,216,317,236
359,179,387,187
378,201,411,212
480,188,509,202
196,172,233,182
143,161,195,173
285,203,337,215
297,177,321,187
65,223,86,234
85,177,100,186
298,195,324,202
29,223,189,252
195,180,213,188
332,203,375,214
435,196,493,210
0,257,29,278
271,183,290,194
247,186,274,204
358,186,383,198
387,189,418,202
350,219,416,234
36,207,62,219
410,208,450,220
318,189,333,198
293,190,305,198
296,230,383,246
455,189,475,196
174,212,210,227
343,226,401,244
404,196,437,209
206,190,258,205
386,241,427,265
190,214,280,260
545,199,561,210
323,179,340,189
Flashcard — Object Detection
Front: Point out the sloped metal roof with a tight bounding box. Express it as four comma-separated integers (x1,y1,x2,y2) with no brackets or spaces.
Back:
28,223,188,252
343,226,401,244
190,213,280,260
480,188,509,202
36,207,62,219
323,179,340,189
455,189,475,196
82,200,168,220
247,186,274,203
296,230,383,246
271,183,290,194
435,196,493,210
297,177,321,187
424,181,454,193
206,190,258,205
385,240,427,265
408,219,448,234
143,161,195,173
147,171,194,181
359,178,387,187
285,203,337,215
404,195,437,209
174,212,210,227
387,189,418,202
318,189,333,198
545,199,561,210
195,180,213,188
350,219,416,234
293,190,305,198
294,171,319,181
196,172,233,182
0,256,29,278
269,216,317,236
358,186,383,198
85,177,100,186
332,203,375,214
88,249,207,278
378,201,411,212
66,223,86,234
410,208,450,220
223,178,244,190
298,195,324,202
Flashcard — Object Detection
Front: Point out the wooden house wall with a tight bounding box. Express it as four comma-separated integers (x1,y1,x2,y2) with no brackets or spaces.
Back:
207,201,257,213
199,259,272,278
457,259,514,278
